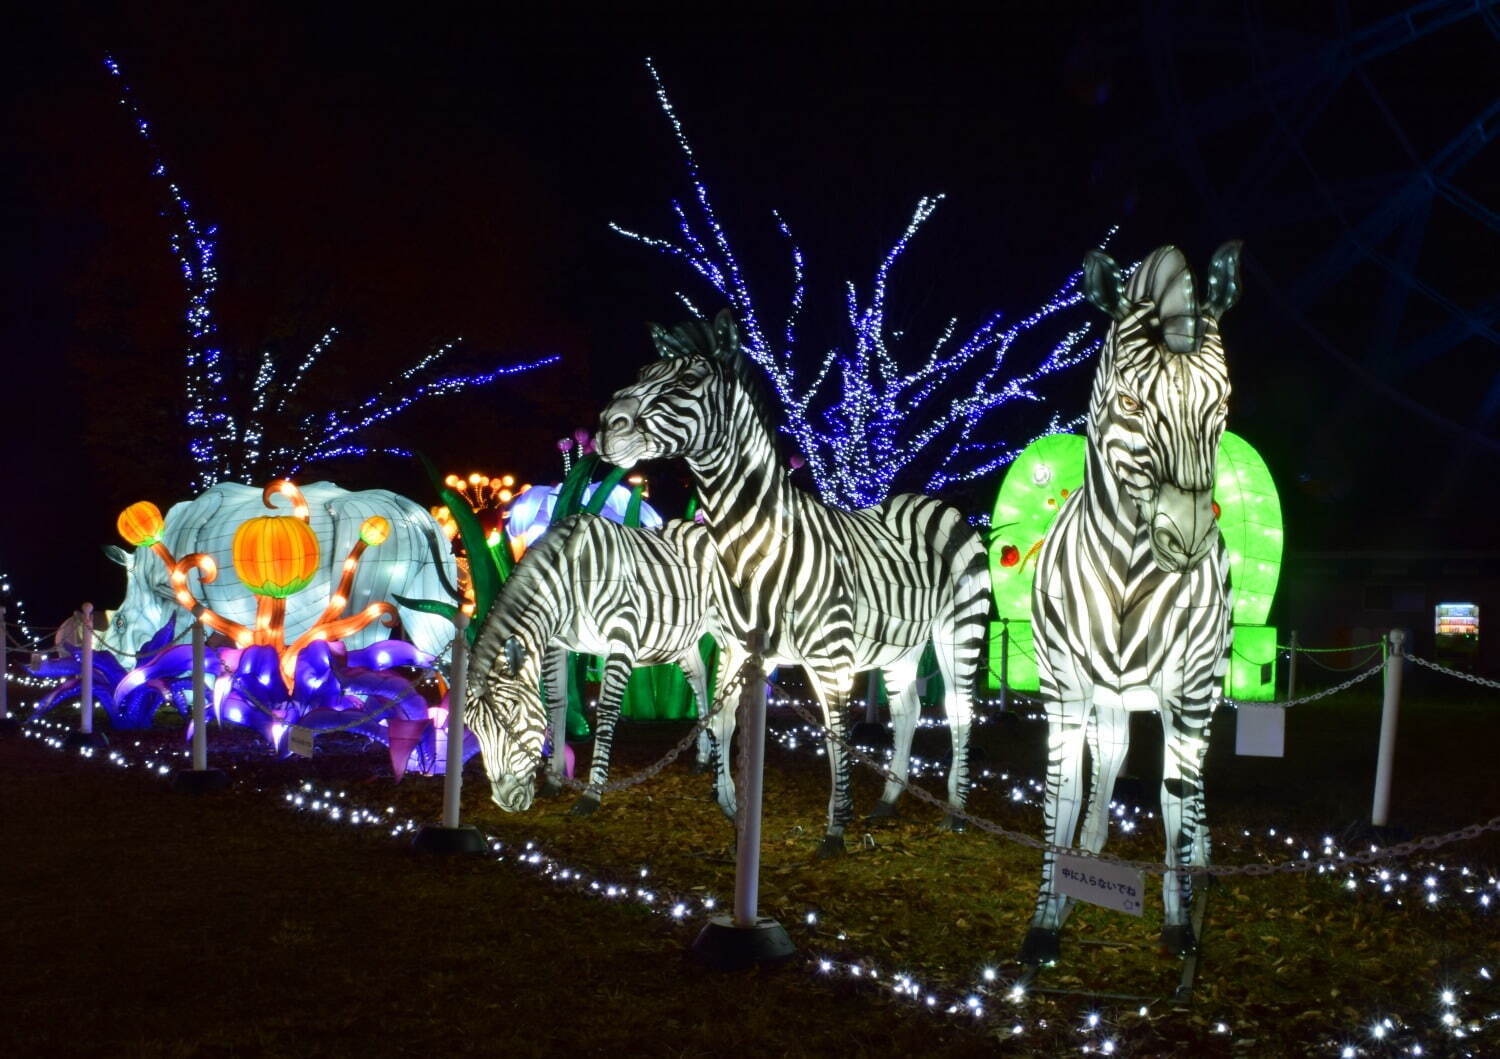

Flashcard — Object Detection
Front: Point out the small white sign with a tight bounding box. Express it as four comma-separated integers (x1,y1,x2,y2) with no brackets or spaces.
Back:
288,725,316,758
1056,852,1145,916
1235,704,1285,757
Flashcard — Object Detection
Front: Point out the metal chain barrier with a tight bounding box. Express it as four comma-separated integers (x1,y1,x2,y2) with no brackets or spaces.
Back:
481,654,757,796
1298,645,1386,673
777,691,1500,878
1407,653,1500,692
1279,640,1385,653
1222,660,1385,709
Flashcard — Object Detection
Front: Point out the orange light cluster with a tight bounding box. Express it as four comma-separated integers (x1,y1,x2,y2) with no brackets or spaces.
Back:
430,471,528,541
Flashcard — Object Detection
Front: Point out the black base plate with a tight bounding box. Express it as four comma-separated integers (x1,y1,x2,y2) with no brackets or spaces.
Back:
171,768,230,794
63,730,109,752
411,824,487,856
691,914,796,971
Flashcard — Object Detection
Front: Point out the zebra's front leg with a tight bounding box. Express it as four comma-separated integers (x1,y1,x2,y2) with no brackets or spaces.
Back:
679,644,714,774
807,662,857,859
1020,704,1091,967
539,646,570,798
1158,694,1214,956
869,667,919,821
570,654,633,817
707,638,745,825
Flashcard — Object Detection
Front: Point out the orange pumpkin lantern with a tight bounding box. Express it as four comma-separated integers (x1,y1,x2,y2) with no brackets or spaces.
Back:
232,516,320,598
117,501,166,548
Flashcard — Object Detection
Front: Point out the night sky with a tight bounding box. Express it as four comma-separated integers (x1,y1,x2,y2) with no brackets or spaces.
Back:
4,4,1496,629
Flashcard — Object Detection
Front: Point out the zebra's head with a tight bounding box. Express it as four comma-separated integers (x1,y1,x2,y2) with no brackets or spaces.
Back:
597,310,752,467
466,633,546,812
1084,242,1242,573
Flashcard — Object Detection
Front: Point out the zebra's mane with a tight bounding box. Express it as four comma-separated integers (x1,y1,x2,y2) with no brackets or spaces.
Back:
653,312,781,446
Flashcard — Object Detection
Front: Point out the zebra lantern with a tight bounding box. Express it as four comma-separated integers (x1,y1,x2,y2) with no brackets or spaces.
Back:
597,312,989,858
1020,242,1240,968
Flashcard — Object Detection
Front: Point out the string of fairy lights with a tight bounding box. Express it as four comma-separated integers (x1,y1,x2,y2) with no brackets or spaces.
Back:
10,657,1498,1055
608,59,1099,510
101,56,559,490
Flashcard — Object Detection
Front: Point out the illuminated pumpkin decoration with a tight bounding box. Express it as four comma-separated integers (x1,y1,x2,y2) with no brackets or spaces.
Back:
359,515,391,547
117,501,166,548
231,516,320,598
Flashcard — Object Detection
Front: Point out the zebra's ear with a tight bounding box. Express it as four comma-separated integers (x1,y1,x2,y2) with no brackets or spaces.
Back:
502,634,527,676
1083,250,1128,320
648,322,678,359
1204,240,1244,320
711,309,740,362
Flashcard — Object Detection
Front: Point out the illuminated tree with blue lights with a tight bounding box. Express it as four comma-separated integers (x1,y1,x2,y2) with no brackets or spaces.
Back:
613,61,1103,510
105,56,558,493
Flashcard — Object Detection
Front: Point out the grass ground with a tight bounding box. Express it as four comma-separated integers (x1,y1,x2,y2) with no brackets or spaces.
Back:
3,662,1498,1056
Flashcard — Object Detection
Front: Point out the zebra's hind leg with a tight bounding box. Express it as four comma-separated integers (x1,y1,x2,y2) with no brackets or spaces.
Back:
1077,706,1130,856
707,638,744,825
570,653,633,817
868,663,920,822
806,661,857,859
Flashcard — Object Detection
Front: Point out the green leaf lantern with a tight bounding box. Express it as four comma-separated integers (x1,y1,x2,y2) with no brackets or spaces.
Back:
985,431,1283,699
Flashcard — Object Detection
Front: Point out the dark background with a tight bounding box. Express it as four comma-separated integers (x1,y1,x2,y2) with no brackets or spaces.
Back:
3,3,1496,631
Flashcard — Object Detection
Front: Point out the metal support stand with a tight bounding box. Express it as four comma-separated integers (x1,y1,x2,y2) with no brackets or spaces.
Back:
0,606,18,737
414,613,486,855
1286,629,1298,704
172,611,228,793
1370,629,1405,828
64,603,107,752
693,632,794,971
999,617,1010,712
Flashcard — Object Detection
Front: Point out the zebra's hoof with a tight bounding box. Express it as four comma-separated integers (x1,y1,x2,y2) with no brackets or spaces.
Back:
568,794,601,817
865,800,900,823
1159,924,1198,957
942,813,967,833
1018,927,1061,967
538,777,563,799
813,834,846,860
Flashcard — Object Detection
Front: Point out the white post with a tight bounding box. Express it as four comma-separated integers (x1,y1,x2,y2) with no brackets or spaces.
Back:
733,631,768,929
441,613,470,830
79,603,94,735
1286,629,1297,703
190,609,207,771
1371,628,1405,828
0,605,9,720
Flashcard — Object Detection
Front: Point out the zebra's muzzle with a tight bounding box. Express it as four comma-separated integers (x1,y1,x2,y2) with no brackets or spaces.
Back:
1148,483,1217,572
491,772,534,813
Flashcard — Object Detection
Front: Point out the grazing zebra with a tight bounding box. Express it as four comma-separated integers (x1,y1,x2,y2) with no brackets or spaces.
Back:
597,313,990,857
1019,243,1240,967
467,513,732,816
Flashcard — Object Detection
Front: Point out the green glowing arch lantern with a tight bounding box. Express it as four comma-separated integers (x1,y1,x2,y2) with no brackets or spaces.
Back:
986,430,1283,700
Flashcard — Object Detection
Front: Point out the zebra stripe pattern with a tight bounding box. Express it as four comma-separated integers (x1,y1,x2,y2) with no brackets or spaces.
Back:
598,312,990,857
467,513,725,815
1020,243,1241,966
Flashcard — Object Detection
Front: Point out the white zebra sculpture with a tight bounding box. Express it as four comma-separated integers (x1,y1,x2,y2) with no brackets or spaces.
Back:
597,313,990,857
1019,243,1240,966
468,513,736,815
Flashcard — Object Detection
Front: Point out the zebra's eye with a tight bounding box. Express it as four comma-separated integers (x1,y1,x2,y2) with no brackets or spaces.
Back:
1117,393,1142,415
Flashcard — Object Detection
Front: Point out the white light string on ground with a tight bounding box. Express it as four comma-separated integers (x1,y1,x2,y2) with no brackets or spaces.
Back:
11,691,1499,1054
